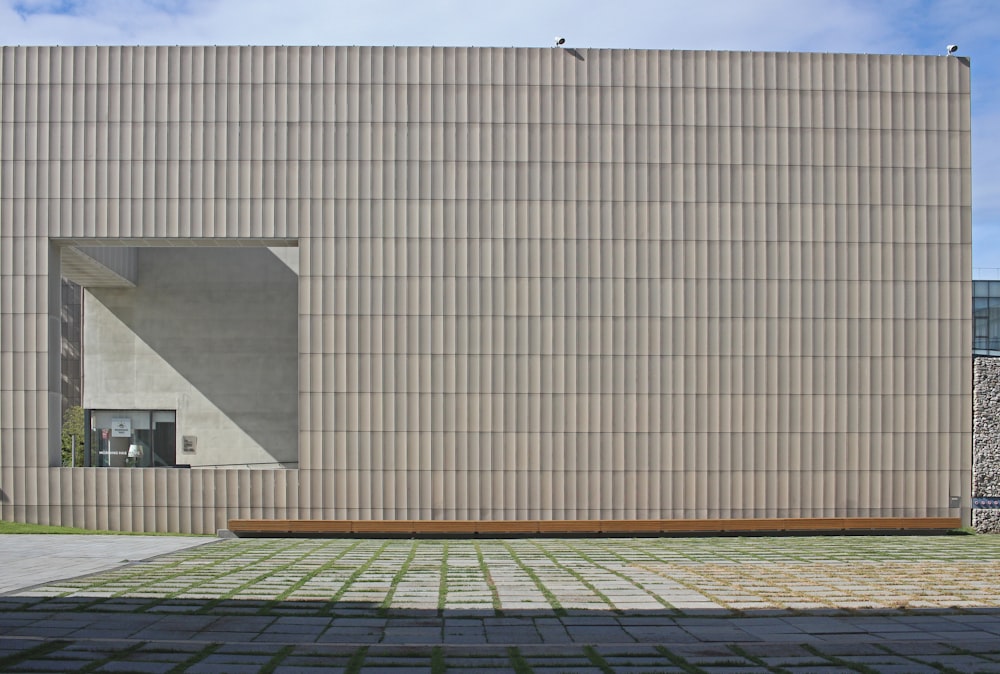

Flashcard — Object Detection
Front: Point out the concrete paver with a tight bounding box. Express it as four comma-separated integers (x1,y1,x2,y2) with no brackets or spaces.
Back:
1,534,1000,672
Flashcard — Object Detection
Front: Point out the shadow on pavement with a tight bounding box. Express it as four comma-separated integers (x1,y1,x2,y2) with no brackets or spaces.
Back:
2,595,1000,672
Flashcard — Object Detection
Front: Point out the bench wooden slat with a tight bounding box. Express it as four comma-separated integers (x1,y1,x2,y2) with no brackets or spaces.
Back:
226,517,962,537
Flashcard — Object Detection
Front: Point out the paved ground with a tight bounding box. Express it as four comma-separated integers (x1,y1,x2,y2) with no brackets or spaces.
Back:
1,535,1000,672
0,534,214,595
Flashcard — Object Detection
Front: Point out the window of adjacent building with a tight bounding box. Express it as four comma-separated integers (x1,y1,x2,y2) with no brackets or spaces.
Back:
973,281,1000,354
86,410,178,468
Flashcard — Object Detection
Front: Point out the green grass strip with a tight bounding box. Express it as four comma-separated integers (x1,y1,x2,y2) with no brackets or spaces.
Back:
0,639,71,671
0,520,209,536
37,538,237,606
35,539,261,617
164,643,221,674
431,645,447,674
195,540,318,613
78,641,148,673
474,540,504,615
259,644,295,674
378,540,419,616
872,643,967,674
802,643,880,673
507,646,534,674
500,541,566,617
582,645,616,674
728,644,792,673
654,644,706,673
563,540,681,613
344,645,370,674
946,641,1000,657
262,539,364,610
437,541,449,616
128,541,287,605
914,660,969,674
607,540,742,615
530,540,622,613
320,540,391,616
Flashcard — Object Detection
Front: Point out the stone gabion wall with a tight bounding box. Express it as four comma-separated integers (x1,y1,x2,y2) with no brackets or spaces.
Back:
973,356,1000,532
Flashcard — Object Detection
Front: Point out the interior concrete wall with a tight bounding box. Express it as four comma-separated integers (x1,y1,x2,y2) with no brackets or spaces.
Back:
84,246,298,468
69,247,138,286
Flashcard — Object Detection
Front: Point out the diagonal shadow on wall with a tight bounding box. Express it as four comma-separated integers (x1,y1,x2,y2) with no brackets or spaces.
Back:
85,246,299,466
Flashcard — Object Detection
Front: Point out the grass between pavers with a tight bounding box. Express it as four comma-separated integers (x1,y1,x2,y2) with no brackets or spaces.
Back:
473,539,504,615
728,643,783,672
318,540,391,616
75,641,149,672
529,540,619,613
582,644,616,673
37,536,282,612
431,645,446,674
0,640,991,674
343,645,369,674
264,539,364,608
500,539,567,616
871,642,968,674
0,520,211,536
506,646,533,674
377,540,418,616
258,644,294,674
193,539,319,613
9,535,1000,621
163,643,222,674
0,640,71,671
437,541,449,616
802,643,882,674
654,645,704,673
561,539,679,612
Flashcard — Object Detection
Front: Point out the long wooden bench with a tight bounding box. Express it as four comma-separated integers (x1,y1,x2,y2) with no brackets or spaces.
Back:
226,516,962,537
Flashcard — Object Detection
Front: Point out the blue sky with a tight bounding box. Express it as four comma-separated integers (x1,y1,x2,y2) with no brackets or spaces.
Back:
2,0,999,271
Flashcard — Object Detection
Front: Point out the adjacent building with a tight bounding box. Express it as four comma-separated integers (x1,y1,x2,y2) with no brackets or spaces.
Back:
973,280,1000,532
0,46,972,533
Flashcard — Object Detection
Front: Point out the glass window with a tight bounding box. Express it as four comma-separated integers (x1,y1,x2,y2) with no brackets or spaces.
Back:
87,410,177,468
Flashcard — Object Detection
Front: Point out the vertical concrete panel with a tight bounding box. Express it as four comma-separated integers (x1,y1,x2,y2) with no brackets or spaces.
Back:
0,46,972,529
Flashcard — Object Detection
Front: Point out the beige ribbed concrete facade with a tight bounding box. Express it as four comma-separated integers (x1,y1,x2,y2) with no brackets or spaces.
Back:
0,46,972,533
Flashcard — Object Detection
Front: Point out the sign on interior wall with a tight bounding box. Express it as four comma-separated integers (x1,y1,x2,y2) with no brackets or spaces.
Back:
110,418,131,437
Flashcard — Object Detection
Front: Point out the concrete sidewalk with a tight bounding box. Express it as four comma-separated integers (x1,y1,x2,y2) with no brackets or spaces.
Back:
0,533,214,594
1,535,1000,672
